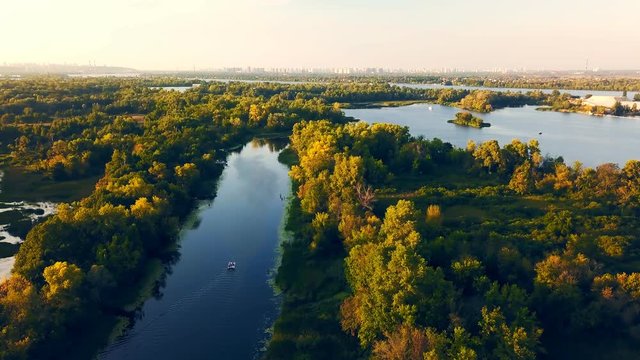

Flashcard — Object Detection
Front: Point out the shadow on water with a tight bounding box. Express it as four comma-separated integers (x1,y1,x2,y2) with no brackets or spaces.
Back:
251,137,289,152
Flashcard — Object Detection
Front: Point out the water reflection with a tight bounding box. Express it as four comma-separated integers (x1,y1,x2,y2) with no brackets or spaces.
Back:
99,140,291,360
250,137,289,152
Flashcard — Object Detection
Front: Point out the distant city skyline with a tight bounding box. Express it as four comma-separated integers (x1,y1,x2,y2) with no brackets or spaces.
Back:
6,63,640,76
2,0,639,71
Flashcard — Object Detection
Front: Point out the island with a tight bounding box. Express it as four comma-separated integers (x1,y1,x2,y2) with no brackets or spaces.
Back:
447,111,491,128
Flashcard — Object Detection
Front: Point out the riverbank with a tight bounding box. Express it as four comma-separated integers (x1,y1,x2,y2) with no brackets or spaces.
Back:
65,258,166,360
65,185,220,360
69,158,237,359
95,136,293,360
536,106,640,119
265,153,361,360
0,168,100,278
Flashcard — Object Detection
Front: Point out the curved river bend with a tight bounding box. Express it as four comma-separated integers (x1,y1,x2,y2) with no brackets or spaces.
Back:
100,140,290,360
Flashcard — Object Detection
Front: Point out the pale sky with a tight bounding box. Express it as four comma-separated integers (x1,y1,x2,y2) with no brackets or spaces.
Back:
1,0,639,71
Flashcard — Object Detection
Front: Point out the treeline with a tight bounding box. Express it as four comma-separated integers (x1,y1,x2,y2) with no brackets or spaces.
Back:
0,79,349,359
0,78,568,135
1,79,349,179
451,76,640,92
391,75,640,92
170,72,640,92
269,120,640,359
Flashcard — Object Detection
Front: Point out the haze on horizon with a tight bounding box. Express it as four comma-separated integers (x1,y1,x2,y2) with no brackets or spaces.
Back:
2,0,639,71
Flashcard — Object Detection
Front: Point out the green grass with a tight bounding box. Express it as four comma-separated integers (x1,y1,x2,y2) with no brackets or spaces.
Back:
444,205,488,221
277,148,299,167
341,100,430,109
386,166,501,193
0,167,99,202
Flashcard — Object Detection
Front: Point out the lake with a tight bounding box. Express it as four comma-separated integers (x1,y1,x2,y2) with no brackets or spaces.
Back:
345,104,640,167
99,139,291,360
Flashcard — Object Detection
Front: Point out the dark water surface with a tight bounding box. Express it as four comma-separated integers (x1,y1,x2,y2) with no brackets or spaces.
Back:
99,140,290,360
345,104,640,167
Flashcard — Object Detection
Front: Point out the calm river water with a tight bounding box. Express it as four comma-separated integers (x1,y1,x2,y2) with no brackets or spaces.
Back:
99,139,291,360
345,104,640,167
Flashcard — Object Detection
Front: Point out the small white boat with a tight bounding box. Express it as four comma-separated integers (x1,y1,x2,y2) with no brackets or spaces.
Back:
428,106,433,111
227,261,236,270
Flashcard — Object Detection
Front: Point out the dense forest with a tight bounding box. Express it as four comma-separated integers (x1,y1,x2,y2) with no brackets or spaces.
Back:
442,76,640,92
0,78,349,359
0,78,639,359
163,72,640,92
267,121,640,359
379,74,640,92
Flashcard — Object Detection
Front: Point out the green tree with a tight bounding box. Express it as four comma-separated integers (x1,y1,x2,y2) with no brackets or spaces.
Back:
479,307,541,360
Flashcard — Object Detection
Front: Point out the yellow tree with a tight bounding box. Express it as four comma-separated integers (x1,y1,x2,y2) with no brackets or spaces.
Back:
472,140,502,174
0,275,43,359
42,261,84,310
509,161,534,195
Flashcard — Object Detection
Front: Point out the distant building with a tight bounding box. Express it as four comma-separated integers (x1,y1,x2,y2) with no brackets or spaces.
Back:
583,95,640,109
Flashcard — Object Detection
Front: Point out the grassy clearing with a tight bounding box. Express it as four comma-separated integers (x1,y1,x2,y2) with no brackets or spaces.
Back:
340,100,431,109
385,166,501,193
444,205,488,221
0,167,99,202
277,148,298,167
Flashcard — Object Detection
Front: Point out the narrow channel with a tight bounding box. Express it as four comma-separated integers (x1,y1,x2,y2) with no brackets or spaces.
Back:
99,139,291,360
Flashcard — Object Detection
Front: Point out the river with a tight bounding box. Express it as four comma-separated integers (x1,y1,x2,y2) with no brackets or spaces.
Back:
345,104,640,167
99,139,291,360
